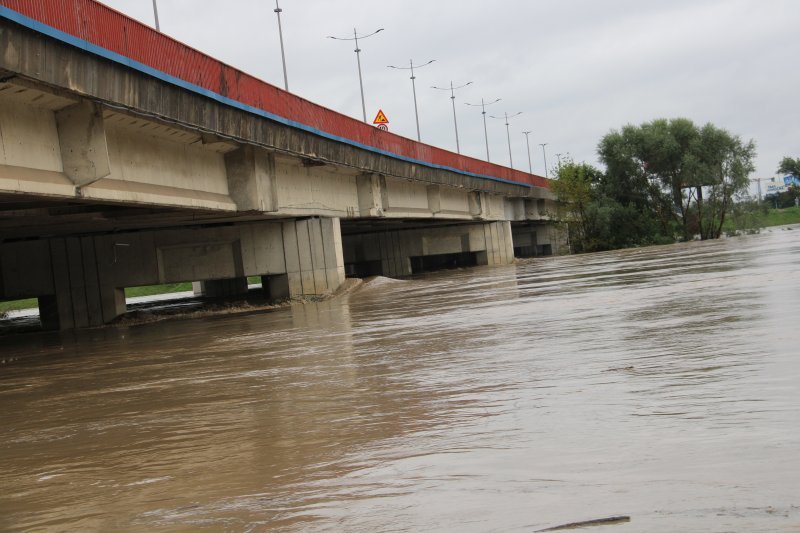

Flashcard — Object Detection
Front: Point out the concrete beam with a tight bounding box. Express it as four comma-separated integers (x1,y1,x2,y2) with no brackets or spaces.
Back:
225,145,277,212
55,101,111,191
0,20,540,198
356,173,385,217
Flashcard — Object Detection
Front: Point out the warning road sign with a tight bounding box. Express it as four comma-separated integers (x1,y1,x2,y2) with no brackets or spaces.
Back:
372,109,389,125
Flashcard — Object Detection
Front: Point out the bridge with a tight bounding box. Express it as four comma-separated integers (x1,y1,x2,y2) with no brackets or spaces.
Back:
0,0,564,330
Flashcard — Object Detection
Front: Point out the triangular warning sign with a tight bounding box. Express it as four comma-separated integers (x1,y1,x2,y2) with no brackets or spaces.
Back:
373,109,389,125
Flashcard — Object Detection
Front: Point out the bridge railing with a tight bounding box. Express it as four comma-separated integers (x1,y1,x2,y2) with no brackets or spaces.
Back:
0,0,549,190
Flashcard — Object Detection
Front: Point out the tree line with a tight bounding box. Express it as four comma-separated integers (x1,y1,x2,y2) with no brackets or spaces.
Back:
550,118,796,253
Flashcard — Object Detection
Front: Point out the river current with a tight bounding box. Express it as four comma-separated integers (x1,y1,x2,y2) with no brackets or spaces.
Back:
1,226,799,531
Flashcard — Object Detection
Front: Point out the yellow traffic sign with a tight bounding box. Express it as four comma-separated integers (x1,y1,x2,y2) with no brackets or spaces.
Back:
372,109,389,125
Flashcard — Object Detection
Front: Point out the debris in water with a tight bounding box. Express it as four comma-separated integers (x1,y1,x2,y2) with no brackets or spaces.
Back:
537,515,631,531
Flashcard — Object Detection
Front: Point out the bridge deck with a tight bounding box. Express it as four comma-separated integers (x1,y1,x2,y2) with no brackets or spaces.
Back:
0,0,548,190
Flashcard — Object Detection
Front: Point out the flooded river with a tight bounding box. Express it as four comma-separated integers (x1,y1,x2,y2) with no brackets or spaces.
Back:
1,227,799,532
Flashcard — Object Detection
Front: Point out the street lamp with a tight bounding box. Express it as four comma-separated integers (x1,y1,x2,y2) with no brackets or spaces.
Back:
328,28,384,123
151,0,160,31
431,81,473,154
274,0,289,91
490,111,522,169
465,97,501,162
522,131,533,174
750,177,763,201
388,59,436,142
539,143,549,177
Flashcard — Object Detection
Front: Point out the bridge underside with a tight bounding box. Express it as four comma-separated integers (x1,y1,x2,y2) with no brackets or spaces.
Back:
0,16,566,330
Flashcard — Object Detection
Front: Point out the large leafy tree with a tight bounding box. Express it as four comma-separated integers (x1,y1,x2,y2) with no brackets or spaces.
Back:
777,156,800,177
598,118,755,240
549,159,600,251
551,159,667,252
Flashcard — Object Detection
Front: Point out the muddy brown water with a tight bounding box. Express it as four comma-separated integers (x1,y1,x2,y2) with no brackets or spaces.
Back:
1,227,799,531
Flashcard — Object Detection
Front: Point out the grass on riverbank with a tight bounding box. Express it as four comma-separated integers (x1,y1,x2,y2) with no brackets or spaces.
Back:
761,206,800,227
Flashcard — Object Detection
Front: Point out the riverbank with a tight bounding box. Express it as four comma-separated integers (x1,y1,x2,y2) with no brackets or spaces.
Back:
762,205,800,227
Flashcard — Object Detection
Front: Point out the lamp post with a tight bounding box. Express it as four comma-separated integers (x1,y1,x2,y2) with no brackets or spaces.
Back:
522,131,533,174
490,111,522,169
328,28,384,123
465,97,501,162
388,59,435,141
750,177,763,201
274,0,289,91
151,0,160,31
431,81,472,153
539,143,549,177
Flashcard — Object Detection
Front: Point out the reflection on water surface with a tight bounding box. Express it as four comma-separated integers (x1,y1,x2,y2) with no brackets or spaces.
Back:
1,227,799,531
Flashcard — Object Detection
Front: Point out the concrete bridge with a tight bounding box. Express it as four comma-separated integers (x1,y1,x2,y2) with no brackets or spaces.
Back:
0,0,564,330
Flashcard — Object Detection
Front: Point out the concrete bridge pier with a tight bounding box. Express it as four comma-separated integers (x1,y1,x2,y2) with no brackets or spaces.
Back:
0,217,346,330
343,220,515,278
511,222,568,257
38,237,127,330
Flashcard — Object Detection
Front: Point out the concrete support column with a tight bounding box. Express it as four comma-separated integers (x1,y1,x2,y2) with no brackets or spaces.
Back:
47,237,125,330
343,220,515,278
379,232,413,277
511,222,568,257
476,220,515,266
281,217,345,296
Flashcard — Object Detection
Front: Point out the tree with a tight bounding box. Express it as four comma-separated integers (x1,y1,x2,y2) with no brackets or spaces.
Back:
777,156,800,177
598,118,755,241
549,159,602,252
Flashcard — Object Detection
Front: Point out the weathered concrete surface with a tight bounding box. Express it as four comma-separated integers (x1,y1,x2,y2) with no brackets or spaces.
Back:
343,221,516,278
0,218,345,329
0,79,556,241
0,17,568,331
0,19,551,199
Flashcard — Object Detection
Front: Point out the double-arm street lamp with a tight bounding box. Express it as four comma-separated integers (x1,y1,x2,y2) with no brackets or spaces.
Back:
274,0,289,91
431,81,473,154
539,143,549,177
522,131,533,174
328,28,384,123
465,97,501,162
490,111,523,169
388,59,436,141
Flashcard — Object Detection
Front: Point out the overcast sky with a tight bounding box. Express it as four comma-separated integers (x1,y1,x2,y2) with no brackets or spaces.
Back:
101,0,798,193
